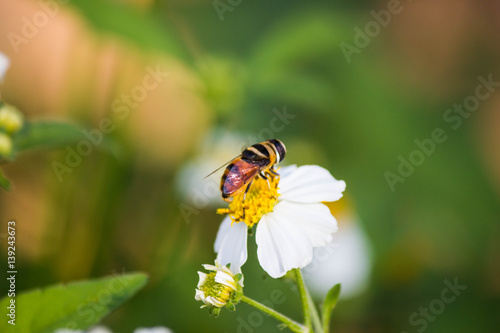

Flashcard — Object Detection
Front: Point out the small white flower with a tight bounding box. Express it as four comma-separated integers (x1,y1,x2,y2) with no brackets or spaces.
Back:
134,327,173,333
195,261,242,314
87,327,113,333
55,326,173,333
0,52,10,82
54,326,112,333
215,164,346,278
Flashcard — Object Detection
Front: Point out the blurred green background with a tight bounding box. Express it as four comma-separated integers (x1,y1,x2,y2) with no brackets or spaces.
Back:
1,0,500,332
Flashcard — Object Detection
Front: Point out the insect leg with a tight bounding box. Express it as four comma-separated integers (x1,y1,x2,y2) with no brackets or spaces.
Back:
268,168,279,177
243,178,254,202
241,178,254,219
269,167,281,184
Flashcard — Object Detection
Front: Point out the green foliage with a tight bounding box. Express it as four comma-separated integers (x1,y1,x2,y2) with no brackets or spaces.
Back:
248,12,351,113
0,168,10,191
322,284,341,333
13,121,85,153
0,1,498,332
0,273,148,333
68,0,188,60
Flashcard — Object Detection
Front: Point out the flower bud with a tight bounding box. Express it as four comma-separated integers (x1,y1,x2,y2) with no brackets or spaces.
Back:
0,132,13,156
0,104,23,134
195,261,243,316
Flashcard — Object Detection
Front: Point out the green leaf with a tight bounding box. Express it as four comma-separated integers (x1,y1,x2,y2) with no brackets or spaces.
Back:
13,121,86,152
248,11,353,113
68,0,187,60
0,272,148,333
321,283,341,333
0,169,11,191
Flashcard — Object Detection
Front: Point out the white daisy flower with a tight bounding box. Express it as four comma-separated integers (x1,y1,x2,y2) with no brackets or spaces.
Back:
54,326,112,333
0,51,10,82
214,164,346,278
54,326,173,333
134,327,173,333
195,261,243,316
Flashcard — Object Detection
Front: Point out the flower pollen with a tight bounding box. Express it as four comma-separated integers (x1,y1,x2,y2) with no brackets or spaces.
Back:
199,272,232,305
217,173,280,227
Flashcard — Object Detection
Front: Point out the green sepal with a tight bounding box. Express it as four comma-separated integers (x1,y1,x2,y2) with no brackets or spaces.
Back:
226,302,236,311
208,306,221,318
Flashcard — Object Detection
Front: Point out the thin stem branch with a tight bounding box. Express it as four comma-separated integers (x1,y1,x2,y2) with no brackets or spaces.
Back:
294,269,323,333
241,295,307,333
306,287,323,333
294,268,312,329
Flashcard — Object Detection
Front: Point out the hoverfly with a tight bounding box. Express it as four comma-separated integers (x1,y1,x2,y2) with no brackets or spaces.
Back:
207,139,287,202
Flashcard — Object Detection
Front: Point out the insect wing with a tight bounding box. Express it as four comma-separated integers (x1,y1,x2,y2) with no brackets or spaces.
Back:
222,160,262,197
204,154,241,179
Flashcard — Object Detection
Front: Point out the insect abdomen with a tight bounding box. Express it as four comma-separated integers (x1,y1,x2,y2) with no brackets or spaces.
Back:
243,142,271,160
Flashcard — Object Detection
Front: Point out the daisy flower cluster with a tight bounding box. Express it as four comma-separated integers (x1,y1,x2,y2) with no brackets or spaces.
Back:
195,138,347,332
215,164,346,278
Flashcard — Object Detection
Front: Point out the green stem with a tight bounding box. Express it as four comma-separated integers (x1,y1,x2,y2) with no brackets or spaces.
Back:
294,269,323,333
294,268,311,329
241,295,307,333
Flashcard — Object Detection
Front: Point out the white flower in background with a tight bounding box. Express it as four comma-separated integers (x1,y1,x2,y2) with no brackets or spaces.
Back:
303,211,372,299
134,327,173,333
175,129,250,207
54,326,173,333
54,326,112,333
215,164,346,278
0,51,10,82
195,261,242,316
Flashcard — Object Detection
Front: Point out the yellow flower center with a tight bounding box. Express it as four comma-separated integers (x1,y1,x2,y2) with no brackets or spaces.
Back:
217,173,280,227
201,272,232,304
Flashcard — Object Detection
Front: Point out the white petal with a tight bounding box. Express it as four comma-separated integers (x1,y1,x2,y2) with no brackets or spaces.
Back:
207,296,225,307
197,272,207,288
134,327,173,333
195,289,206,301
256,208,312,278
0,52,10,81
277,164,297,177
214,216,248,274
215,271,237,290
256,201,337,278
202,264,217,271
281,201,338,247
278,165,346,203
